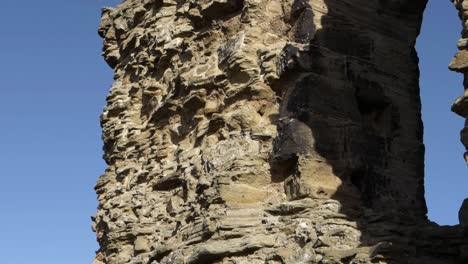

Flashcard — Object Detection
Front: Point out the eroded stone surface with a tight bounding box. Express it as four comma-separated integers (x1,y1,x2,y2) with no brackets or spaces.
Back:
451,0,468,167
93,0,467,263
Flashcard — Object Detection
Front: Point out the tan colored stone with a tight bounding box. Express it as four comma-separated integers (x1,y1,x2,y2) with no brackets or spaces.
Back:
219,183,269,205
449,50,468,72
93,0,468,263
134,236,151,253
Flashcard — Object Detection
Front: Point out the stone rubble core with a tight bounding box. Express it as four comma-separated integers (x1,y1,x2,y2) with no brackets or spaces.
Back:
93,0,468,263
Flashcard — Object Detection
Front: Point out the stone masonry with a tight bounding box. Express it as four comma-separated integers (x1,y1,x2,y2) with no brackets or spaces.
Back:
93,1,468,263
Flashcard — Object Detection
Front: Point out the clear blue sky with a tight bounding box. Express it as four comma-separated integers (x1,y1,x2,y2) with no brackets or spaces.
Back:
0,1,466,263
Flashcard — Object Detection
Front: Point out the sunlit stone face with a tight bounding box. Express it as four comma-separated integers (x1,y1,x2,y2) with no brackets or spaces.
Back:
92,1,468,263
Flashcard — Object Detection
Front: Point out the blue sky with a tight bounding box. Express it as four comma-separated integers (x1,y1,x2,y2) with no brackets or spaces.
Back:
418,0,468,225
0,1,466,263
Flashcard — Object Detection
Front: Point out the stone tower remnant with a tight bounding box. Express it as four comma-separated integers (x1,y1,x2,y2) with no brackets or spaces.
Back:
93,0,468,263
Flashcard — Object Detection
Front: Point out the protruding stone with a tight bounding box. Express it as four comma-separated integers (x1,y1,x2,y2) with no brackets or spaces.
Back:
449,50,468,72
452,90,468,117
93,0,467,263
134,236,151,253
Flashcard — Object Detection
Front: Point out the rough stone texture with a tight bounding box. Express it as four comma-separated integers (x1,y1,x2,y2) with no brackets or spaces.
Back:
451,0,468,166
93,0,467,263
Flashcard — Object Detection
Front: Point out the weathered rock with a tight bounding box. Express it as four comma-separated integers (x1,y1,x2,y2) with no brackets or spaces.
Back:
452,0,468,166
93,0,468,263
450,0,468,241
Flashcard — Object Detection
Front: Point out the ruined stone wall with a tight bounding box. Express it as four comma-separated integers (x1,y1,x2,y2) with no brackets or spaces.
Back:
451,0,468,165
93,1,467,263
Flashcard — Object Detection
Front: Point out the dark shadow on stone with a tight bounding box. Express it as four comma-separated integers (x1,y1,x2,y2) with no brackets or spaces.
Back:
270,0,468,262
